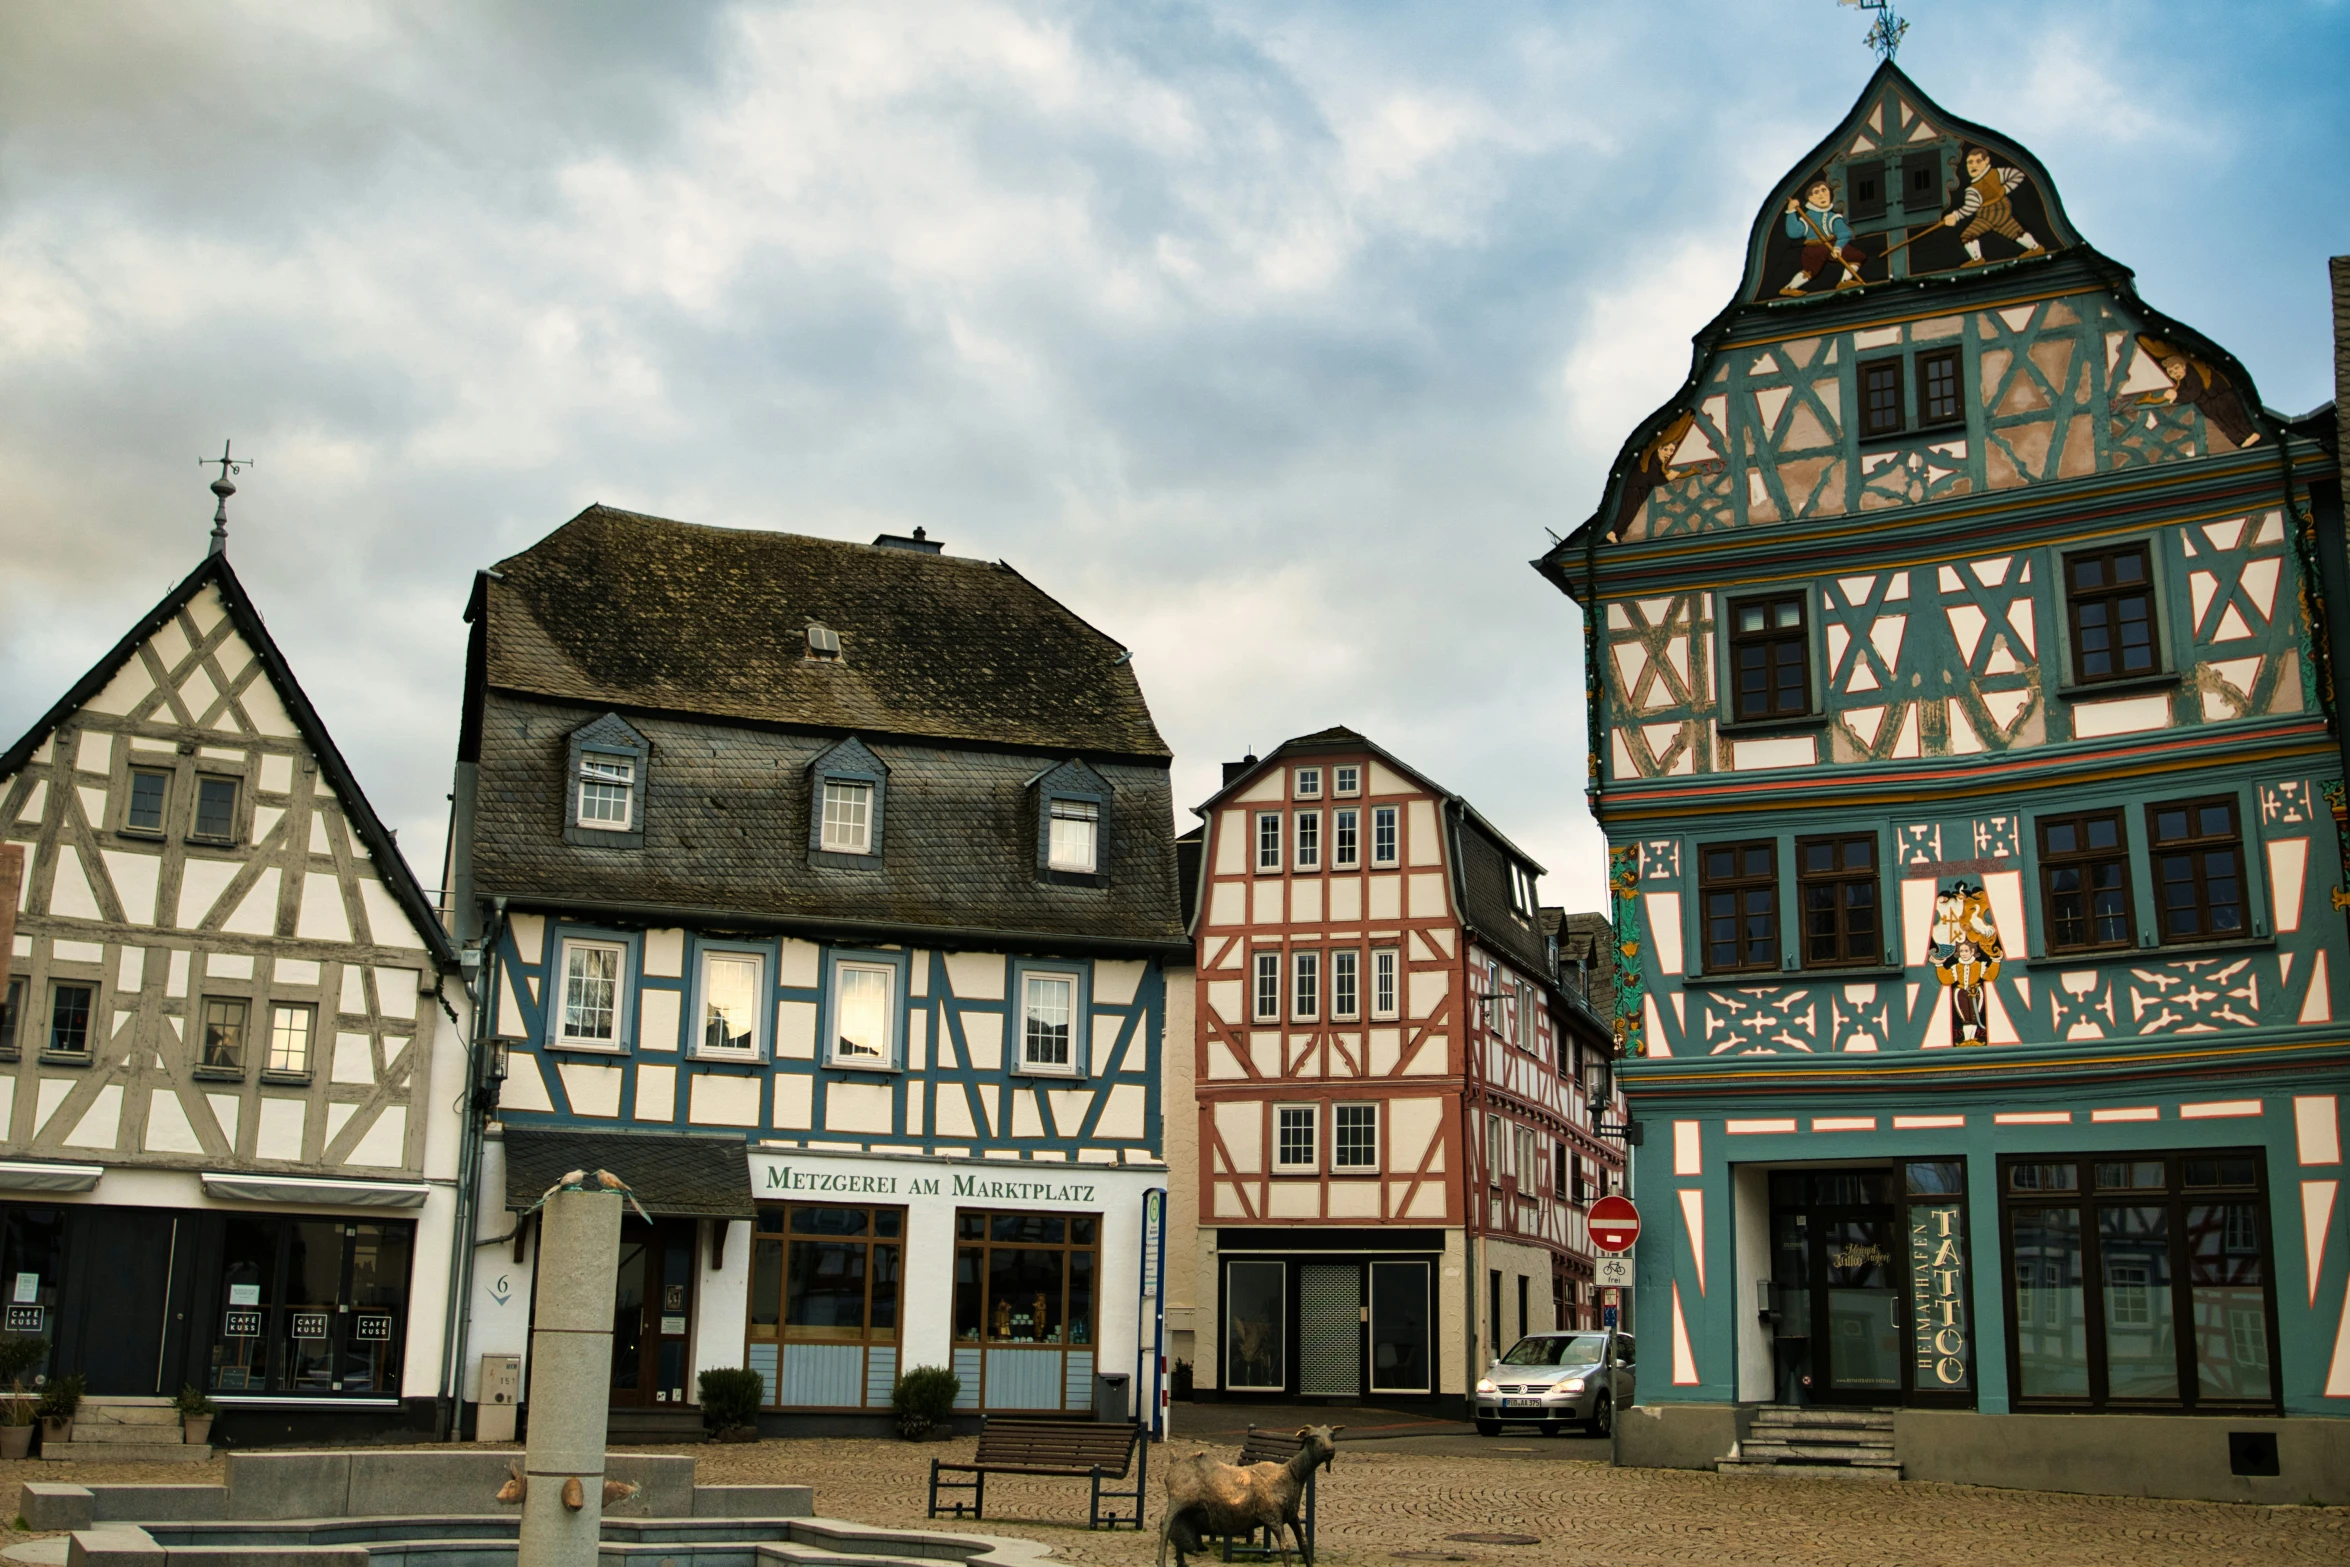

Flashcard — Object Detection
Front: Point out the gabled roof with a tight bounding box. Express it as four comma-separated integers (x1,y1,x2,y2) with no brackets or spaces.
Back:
476,506,1169,759
0,551,456,967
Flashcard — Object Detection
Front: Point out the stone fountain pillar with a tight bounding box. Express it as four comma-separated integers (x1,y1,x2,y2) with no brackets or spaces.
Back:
518,1187,620,1567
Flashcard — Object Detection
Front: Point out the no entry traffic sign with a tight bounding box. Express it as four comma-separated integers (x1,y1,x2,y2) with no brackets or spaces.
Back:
1589,1195,1640,1253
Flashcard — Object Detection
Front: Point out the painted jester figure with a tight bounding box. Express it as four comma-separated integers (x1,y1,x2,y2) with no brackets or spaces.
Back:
1928,881,2005,1044
1941,144,2045,266
1778,174,1867,296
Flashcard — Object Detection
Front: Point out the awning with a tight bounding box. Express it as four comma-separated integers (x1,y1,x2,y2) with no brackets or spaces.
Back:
201,1172,432,1209
0,1161,103,1194
501,1127,755,1219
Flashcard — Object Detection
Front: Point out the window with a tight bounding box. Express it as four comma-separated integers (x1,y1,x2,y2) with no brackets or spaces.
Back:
747,1205,904,1406
1333,808,1359,869
1294,811,1320,871
576,755,634,831
1861,358,1905,439
1255,812,1282,872
267,1003,314,1075
1485,1113,1506,1186
2065,544,2158,683
2148,798,2243,944
2002,1150,2277,1411
1294,767,1321,799
1847,158,1886,221
1700,840,1779,972
1331,950,1359,1020
1224,1259,1285,1390
1372,806,1399,866
1918,347,1962,426
1047,799,1099,873
1514,1126,1539,1190
0,975,20,1055
830,961,897,1066
1334,766,1360,797
1275,1106,1318,1170
821,781,873,854
49,982,93,1055
200,997,249,1073
127,768,170,834
194,775,239,841
1252,951,1281,1023
1509,864,1537,919
954,1210,1098,1349
1335,1104,1377,1170
557,938,627,1048
1728,594,1809,720
2040,811,2133,952
206,1217,412,1396
698,949,763,1056
1798,834,1880,967
1290,951,1320,1021
1020,970,1077,1073
1371,948,1398,1020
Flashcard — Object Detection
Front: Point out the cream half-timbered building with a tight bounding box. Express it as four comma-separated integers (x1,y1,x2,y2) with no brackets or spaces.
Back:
1185,729,1623,1415
0,543,467,1444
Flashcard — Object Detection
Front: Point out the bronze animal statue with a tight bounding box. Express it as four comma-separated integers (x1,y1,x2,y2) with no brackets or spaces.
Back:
1158,1424,1341,1567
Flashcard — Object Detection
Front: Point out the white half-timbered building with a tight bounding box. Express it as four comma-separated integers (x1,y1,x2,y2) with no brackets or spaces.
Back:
0,525,469,1447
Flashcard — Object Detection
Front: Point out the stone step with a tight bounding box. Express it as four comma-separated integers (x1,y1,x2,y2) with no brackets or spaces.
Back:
1746,1428,1896,1446
1740,1441,1901,1464
1751,1407,1896,1425
1718,1459,1902,1482
62,1423,189,1441
40,1441,213,1463
79,1405,181,1426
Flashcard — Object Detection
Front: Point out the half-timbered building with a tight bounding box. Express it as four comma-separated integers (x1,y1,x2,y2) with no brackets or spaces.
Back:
1183,729,1623,1415
447,506,1186,1437
1537,63,2350,1502
0,512,468,1447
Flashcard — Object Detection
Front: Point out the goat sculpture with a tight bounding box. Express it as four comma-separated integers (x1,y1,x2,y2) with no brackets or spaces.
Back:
1157,1424,1341,1567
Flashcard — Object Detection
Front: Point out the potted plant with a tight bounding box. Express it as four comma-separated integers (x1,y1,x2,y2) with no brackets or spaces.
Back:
36,1373,84,1447
174,1385,217,1447
890,1365,960,1442
0,1337,47,1459
695,1368,763,1444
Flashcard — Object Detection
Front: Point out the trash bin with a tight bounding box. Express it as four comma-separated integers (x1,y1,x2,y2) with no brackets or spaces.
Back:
1093,1371,1132,1425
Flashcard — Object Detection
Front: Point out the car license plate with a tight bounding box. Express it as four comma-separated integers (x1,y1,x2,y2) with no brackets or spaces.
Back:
1505,1398,1541,1409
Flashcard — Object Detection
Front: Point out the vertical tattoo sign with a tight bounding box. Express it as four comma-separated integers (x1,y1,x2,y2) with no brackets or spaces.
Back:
1909,1202,1971,1389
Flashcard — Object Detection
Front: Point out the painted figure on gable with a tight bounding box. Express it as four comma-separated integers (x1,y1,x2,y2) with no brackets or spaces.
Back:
2128,335,2262,450
1928,880,2004,1045
1610,410,1701,538
1779,174,1868,297
1940,145,2044,267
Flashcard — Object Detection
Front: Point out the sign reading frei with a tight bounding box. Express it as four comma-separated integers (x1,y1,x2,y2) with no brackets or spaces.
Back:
1595,1253,1634,1288
1589,1195,1640,1254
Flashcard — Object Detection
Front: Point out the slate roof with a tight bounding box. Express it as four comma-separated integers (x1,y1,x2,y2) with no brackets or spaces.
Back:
501,1126,754,1218
1544,907,1618,1037
479,506,1168,758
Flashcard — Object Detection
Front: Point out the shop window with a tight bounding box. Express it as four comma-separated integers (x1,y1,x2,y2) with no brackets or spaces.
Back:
209,1216,412,1395
1798,834,1880,967
2039,811,2134,952
2001,1150,2277,1411
0,1208,65,1362
2064,544,2158,684
747,1205,904,1408
2147,798,2244,943
1224,1260,1285,1390
1727,594,1809,720
1700,840,1779,972
953,1210,1098,1348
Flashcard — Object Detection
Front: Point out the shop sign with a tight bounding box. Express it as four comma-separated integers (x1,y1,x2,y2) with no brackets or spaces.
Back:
11,1273,37,1304
229,1284,261,1306
1595,1253,1633,1288
353,1315,393,1342
224,1309,263,1337
1909,1202,1970,1389
291,1313,330,1341
4,1306,40,1333
763,1162,1098,1205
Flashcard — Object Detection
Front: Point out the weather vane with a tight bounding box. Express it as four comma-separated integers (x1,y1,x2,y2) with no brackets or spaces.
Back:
1840,0,1909,60
199,438,257,556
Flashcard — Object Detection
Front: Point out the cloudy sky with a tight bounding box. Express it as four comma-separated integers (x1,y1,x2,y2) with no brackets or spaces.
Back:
4,0,2346,911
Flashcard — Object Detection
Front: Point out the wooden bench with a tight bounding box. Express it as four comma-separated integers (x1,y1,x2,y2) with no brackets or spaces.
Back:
928,1416,1147,1531
1211,1427,1318,1563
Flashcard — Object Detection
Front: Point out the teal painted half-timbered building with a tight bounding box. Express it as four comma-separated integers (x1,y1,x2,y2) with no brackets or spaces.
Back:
1538,65,2350,1502
446,507,1187,1435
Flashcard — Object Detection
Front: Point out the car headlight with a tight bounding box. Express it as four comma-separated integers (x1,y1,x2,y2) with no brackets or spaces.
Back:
1558,1378,1585,1395
1475,1378,1496,1394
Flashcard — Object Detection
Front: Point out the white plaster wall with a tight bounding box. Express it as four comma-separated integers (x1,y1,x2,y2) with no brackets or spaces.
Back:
1160,961,1198,1389
463,1136,537,1401
693,1218,753,1385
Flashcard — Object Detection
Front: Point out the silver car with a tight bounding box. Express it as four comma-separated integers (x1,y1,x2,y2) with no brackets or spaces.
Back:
1473,1329,1635,1437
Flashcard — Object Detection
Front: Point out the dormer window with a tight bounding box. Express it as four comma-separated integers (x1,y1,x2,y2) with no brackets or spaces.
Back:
1029,759,1113,886
822,781,873,853
806,624,842,660
1509,864,1538,919
1048,799,1099,873
577,755,635,830
807,737,888,867
564,713,650,849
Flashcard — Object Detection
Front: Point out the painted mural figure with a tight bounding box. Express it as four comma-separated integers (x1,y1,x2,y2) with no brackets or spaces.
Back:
2132,335,2262,448
1778,175,1867,296
1928,881,2004,1044
1941,145,2044,266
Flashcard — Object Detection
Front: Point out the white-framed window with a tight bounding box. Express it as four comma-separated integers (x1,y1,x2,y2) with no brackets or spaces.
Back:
696,947,764,1057
1255,812,1283,872
1292,951,1320,1021
1019,969,1079,1074
1486,1113,1506,1185
1334,1103,1378,1169
1517,980,1538,1054
1333,765,1360,797
1275,1105,1318,1171
1294,766,1322,799
1048,799,1099,873
1295,810,1321,871
829,959,898,1066
1372,805,1399,866
822,780,874,854
1515,1125,1539,1189
1510,864,1538,919
1371,948,1398,1020
267,1002,315,1076
558,937,629,1049
1333,808,1359,869
576,754,635,831
1330,949,1359,1020
1253,950,1282,1022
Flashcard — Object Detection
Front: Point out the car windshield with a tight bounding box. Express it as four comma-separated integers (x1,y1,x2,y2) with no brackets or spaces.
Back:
1498,1333,1607,1367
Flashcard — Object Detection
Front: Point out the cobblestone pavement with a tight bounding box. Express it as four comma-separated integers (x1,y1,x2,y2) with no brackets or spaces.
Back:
3,1438,2343,1567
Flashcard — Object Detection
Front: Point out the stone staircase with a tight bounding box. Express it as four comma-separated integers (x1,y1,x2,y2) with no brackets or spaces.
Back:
1718,1406,1900,1479
41,1399,211,1463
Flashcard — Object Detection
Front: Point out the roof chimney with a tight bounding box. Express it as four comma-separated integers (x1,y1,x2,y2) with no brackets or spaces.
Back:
1222,752,1259,786
873,526,943,554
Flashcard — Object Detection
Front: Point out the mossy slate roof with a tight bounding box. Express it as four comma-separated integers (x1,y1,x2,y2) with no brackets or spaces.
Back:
484,506,1169,759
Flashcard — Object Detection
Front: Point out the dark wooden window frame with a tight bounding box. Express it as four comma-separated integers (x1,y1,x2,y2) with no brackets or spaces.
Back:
1859,357,1906,440
1916,346,1964,429
1725,592,1812,723
1700,839,1780,974
2146,796,2248,946
1796,833,1882,968
2038,810,2136,953
2063,542,2162,685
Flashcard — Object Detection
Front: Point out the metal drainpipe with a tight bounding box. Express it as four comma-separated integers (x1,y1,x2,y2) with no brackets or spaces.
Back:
439,907,506,1440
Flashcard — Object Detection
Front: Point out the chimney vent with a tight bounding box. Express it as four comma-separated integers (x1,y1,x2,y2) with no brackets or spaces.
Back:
873,526,943,554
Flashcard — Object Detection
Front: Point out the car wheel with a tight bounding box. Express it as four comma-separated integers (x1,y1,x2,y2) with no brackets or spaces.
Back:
1475,1419,1502,1437
1589,1392,1612,1438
